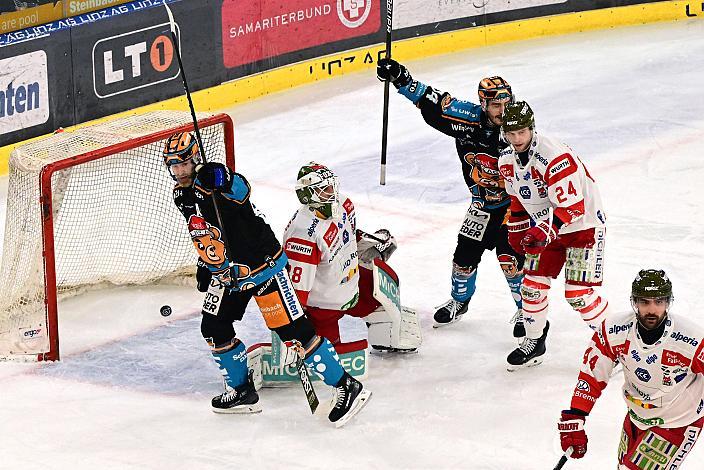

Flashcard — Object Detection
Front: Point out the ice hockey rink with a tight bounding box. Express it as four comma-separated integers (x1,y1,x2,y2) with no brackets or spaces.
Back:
1,18,704,470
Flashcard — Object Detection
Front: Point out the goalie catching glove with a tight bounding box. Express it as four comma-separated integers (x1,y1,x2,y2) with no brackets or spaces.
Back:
558,410,588,459
357,229,397,266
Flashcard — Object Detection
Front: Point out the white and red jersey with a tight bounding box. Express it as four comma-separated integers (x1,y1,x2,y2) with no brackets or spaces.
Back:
282,195,359,310
570,310,704,430
498,131,606,234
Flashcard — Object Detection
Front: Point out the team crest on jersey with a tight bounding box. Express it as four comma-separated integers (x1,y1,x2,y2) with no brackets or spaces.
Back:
188,215,227,268
323,223,339,247
635,368,651,382
464,152,502,189
519,186,531,199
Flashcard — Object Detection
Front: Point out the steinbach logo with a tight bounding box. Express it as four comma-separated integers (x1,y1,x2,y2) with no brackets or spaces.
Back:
92,22,181,98
0,50,49,135
337,0,372,28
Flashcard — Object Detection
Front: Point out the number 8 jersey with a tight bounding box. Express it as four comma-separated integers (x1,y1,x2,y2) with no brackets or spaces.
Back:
498,130,606,233
282,196,359,310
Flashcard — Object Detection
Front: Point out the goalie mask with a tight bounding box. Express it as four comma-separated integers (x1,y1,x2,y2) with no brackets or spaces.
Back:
295,162,340,219
478,76,513,111
163,132,201,178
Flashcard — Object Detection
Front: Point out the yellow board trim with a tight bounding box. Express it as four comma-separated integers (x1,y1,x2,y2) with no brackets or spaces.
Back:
1,1,699,175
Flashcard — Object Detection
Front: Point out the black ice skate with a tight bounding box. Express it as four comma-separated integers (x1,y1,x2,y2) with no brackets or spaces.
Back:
432,298,470,328
328,372,372,428
511,309,526,338
212,371,262,414
506,321,550,372
371,344,418,354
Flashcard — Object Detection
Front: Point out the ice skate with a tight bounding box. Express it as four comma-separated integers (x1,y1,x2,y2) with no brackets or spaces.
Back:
432,298,470,328
328,372,372,428
212,371,262,414
507,321,550,371
511,309,526,338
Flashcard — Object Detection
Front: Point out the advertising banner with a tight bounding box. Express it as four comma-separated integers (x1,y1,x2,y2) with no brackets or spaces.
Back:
0,28,72,146
71,0,221,122
0,2,63,34
221,0,381,69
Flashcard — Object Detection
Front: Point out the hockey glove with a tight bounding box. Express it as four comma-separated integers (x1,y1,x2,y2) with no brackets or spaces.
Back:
507,213,530,255
521,221,558,255
196,262,212,293
196,162,231,191
558,410,588,459
358,229,398,265
376,58,412,89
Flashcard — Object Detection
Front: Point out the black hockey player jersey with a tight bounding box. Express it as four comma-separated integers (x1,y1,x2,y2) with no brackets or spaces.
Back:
173,169,283,290
398,80,510,208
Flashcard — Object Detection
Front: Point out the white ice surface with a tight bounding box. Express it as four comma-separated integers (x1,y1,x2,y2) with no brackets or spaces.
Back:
2,19,704,470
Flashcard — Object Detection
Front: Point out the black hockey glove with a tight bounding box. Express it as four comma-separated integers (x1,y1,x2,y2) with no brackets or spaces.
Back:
376,58,412,89
196,162,231,191
196,262,212,292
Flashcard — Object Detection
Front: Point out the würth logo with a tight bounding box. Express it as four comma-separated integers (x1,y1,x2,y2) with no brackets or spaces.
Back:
92,22,181,98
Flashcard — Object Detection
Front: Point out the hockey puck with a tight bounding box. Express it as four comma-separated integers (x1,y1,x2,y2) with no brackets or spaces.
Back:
160,305,172,317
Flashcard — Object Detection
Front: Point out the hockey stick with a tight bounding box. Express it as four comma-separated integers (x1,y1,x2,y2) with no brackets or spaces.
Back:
552,447,573,470
379,0,394,185
271,332,319,414
165,3,238,289
356,228,387,243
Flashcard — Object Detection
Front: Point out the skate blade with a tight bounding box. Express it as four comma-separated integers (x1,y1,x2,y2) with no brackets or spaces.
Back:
432,316,463,329
371,345,419,354
334,390,372,428
212,403,263,414
506,356,544,372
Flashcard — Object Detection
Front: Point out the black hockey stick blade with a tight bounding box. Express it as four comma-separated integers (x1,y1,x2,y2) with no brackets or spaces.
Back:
296,356,319,414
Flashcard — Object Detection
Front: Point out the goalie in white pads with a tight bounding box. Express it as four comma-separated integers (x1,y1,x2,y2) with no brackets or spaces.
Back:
283,162,422,353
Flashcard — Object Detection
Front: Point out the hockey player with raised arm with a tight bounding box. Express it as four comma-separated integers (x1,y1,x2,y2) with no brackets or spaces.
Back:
376,58,525,337
498,101,609,370
162,133,370,425
282,162,422,353
558,269,704,468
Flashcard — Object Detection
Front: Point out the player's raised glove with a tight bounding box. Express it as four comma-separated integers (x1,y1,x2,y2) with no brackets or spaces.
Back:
558,410,588,459
358,229,397,265
196,162,231,191
507,212,530,255
376,58,412,89
521,220,558,255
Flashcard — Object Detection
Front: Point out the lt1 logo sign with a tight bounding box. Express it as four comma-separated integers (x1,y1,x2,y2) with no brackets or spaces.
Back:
92,22,181,98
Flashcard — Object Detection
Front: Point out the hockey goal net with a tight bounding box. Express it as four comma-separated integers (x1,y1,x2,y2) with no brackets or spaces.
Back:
0,110,234,361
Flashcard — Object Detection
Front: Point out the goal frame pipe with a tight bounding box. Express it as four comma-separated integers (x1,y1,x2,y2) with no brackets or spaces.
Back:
36,113,235,361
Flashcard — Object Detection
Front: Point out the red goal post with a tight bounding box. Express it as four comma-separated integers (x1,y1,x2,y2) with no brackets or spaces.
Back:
0,111,235,362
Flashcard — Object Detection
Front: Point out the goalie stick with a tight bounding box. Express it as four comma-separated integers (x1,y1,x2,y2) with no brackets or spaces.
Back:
164,3,238,289
379,0,394,185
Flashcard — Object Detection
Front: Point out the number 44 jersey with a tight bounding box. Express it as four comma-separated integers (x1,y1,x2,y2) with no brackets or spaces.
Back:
498,131,606,234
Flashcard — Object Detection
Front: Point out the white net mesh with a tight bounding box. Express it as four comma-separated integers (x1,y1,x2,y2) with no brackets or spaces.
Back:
0,111,230,359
